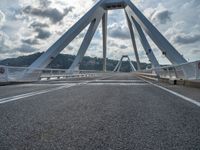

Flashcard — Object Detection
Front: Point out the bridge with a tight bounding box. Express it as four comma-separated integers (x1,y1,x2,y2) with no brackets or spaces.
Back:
0,0,200,149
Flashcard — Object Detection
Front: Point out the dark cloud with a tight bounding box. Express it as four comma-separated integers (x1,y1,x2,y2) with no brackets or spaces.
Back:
35,28,51,39
21,38,39,45
109,30,130,39
30,22,49,28
15,44,37,53
108,24,130,39
0,33,37,54
29,21,51,40
23,6,74,23
67,45,73,51
173,34,200,44
120,45,128,49
151,9,172,24
39,0,51,8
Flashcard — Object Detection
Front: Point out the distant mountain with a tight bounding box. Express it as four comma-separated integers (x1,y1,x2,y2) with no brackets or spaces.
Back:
0,52,149,72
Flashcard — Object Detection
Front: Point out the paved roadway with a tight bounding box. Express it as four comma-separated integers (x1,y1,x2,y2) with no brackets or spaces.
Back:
0,73,200,150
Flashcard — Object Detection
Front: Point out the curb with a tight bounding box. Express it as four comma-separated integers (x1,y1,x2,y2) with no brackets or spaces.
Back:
136,73,200,88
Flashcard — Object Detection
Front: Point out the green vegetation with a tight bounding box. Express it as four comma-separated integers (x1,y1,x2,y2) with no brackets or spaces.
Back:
0,53,149,72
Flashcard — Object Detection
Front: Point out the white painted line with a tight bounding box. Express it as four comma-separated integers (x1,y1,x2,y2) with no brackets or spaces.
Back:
138,77,200,107
138,75,158,81
87,83,149,86
0,75,114,105
93,80,143,82
16,83,74,87
0,84,76,104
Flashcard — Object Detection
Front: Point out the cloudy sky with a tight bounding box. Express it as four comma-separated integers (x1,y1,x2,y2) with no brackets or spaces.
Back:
0,0,200,64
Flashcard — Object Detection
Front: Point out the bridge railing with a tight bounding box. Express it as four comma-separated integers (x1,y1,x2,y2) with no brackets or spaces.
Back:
138,60,200,80
0,65,105,83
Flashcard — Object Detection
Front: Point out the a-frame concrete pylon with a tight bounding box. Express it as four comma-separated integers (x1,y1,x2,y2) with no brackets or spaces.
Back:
113,55,136,72
29,0,187,71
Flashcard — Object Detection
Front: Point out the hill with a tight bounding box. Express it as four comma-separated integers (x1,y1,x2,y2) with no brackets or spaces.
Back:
0,53,149,72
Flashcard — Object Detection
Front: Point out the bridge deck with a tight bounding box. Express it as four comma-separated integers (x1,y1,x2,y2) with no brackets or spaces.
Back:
0,73,200,149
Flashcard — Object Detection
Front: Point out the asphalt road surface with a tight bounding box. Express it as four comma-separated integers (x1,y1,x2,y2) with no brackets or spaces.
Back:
0,73,200,150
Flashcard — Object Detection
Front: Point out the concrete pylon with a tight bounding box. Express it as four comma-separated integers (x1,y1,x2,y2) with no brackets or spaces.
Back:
102,11,108,72
113,55,136,72
29,0,187,72
131,16,160,68
125,10,141,70
69,17,103,70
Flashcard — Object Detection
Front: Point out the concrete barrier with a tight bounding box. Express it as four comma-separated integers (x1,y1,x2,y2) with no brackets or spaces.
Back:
136,72,200,88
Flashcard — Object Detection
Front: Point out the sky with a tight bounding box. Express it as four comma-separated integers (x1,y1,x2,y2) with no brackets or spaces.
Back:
0,0,200,64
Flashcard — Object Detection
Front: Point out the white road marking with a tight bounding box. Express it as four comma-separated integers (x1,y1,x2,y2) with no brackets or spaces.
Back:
0,84,76,104
87,83,148,86
139,77,200,107
0,75,114,105
16,83,75,87
92,80,143,83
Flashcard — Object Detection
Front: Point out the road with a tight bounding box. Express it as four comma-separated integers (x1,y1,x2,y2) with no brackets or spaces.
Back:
0,73,200,150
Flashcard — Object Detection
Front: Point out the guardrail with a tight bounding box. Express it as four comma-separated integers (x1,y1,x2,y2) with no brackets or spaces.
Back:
0,65,105,83
138,60,200,80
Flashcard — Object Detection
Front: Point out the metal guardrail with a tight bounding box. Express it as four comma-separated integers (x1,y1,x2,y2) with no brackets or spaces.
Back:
139,60,200,80
0,66,105,82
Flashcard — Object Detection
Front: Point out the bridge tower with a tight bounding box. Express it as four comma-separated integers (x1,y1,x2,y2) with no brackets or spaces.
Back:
113,55,136,72
29,0,187,72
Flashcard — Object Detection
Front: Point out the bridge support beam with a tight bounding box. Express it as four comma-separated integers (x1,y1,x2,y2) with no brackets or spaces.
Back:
114,55,136,72
125,1,187,64
113,60,121,72
29,0,187,73
29,1,106,69
125,11,141,70
129,14,160,68
69,15,103,70
102,11,108,72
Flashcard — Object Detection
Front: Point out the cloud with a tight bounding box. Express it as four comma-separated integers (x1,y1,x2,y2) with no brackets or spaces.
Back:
30,22,49,28
21,38,39,45
35,28,51,39
67,45,74,51
120,45,128,49
28,21,51,40
173,34,200,45
151,9,172,24
23,6,74,23
38,0,51,8
108,23,130,39
0,31,12,54
144,4,172,24
15,44,37,53
0,0,199,64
